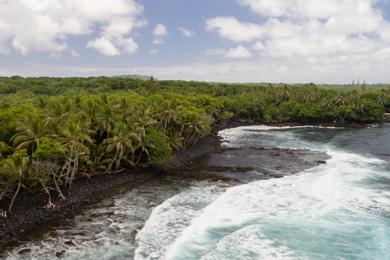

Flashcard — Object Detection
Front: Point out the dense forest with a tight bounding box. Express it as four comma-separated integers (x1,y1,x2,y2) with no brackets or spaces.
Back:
1,76,390,213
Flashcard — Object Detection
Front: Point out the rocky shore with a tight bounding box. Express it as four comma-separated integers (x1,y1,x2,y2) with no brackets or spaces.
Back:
0,135,220,250
0,125,331,256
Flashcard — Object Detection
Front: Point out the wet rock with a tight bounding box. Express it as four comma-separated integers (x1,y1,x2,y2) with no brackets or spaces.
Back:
18,248,31,255
64,240,75,246
316,160,327,164
55,250,66,257
202,147,329,182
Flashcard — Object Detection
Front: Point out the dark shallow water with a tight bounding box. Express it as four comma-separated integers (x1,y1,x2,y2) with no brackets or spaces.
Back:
4,124,390,259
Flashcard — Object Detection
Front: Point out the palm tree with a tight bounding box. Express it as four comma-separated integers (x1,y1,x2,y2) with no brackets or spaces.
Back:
351,95,365,113
274,86,290,104
133,106,156,137
166,130,184,151
96,95,118,138
0,152,29,212
334,95,349,106
82,99,99,131
44,99,72,130
12,113,54,154
104,122,141,172
158,107,177,132
58,119,93,189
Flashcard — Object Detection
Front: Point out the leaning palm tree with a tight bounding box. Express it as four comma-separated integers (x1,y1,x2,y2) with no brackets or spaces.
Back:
0,152,30,212
104,122,141,172
159,107,177,132
133,106,157,137
334,95,349,106
12,113,54,154
58,119,93,189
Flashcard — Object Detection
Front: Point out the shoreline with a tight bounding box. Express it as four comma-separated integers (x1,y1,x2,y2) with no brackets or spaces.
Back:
0,135,221,250
0,121,368,251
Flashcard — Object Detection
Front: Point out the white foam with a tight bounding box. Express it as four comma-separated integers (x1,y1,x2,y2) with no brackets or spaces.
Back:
219,125,320,150
136,143,390,259
201,226,305,260
134,183,225,260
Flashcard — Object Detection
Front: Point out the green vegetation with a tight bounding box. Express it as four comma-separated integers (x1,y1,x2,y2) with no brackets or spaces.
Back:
1,77,389,212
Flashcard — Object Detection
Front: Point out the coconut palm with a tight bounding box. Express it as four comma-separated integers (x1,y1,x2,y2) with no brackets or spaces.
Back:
0,152,29,212
159,107,177,132
12,114,54,154
133,106,157,137
58,119,93,189
96,95,119,138
44,99,72,128
334,94,350,106
104,122,141,172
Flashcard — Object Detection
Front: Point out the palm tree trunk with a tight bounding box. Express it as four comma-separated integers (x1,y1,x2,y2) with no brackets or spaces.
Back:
9,174,22,213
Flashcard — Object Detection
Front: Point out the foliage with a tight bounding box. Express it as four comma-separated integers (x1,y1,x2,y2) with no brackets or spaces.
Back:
0,76,388,212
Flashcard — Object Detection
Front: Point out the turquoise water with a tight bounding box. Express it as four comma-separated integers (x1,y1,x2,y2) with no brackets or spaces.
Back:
135,124,390,260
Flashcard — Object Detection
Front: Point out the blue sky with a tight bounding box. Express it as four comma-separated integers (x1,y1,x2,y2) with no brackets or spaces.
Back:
1,0,390,83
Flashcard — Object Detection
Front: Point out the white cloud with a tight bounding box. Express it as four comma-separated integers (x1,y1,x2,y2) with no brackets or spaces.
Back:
206,17,263,42
103,16,136,38
0,0,144,55
178,27,195,38
225,46,252,58
200,1,390,81
237,0,382,21
116,37,138,54
153,23,168,37
87,37,120,56
206,1,390,61
153,23,168,45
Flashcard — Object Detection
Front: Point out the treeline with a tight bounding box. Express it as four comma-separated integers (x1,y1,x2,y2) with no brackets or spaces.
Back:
0,77,389,213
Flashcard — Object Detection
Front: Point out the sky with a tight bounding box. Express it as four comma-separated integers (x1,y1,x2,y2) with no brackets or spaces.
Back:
0,0,390,83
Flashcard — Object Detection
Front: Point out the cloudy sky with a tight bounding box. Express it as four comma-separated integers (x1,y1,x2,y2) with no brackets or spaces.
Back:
1,0,390,83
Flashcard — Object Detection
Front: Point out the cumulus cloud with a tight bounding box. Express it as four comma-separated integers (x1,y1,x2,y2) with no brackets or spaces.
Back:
0,0,144,55
225,46,252,58
152,23,168,45
206,17,263,42
153,23,168,37
87,37,120,56
178,27,195,38
153,23,168,45
205,0,390,73
200,0,390,81
237,0,382,21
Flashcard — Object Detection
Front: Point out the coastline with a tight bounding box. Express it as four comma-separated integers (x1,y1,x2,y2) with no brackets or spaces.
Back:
0,135,221,250
0,122,364,252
